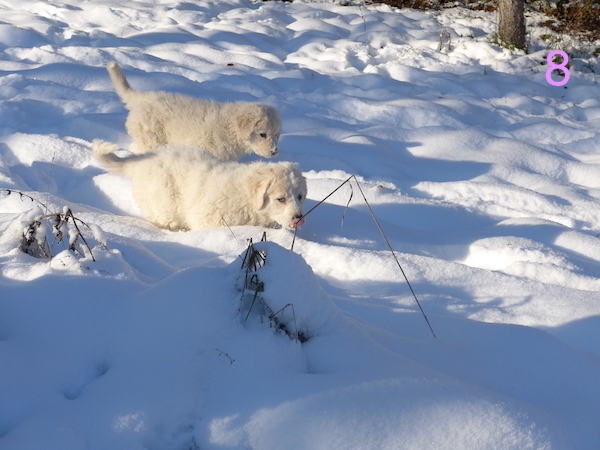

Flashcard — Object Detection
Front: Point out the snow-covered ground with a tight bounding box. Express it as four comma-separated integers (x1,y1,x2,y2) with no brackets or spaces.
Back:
1,0,599,448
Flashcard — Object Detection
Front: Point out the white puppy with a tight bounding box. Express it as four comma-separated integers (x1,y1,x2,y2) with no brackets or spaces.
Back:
92,140,306,231
106,62,281,161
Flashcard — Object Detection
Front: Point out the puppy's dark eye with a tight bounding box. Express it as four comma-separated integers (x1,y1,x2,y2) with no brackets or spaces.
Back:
277,197,286,203
297,194,303,201
260,133,267,139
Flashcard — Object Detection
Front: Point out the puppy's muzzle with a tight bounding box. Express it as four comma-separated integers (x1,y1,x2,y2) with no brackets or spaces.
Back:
270,147,279,157
290,214,305,229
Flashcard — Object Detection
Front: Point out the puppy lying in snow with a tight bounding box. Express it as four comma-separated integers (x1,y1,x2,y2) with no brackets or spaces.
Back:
92,140,306,231
106,62,281,161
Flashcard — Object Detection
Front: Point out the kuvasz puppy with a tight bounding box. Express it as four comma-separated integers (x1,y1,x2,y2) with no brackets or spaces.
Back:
106,62,281,161
92,140,306,231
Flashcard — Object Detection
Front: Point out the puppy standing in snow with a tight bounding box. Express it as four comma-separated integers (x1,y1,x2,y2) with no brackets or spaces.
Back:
106,62,281,161
92,140,307,231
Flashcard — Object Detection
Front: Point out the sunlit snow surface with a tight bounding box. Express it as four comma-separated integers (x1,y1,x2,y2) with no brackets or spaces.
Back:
1,0,599,448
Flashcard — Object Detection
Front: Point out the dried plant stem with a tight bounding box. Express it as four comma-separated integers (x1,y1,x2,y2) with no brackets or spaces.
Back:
290,175,436,339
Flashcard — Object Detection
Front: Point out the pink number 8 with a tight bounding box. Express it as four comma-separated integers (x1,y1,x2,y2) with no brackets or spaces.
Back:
546,50,570,87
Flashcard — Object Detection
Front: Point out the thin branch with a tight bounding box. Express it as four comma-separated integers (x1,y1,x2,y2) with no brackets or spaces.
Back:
291,175,354,251
215,349,235,365
352,176,436,339
288,176,437,339
1,189,51,214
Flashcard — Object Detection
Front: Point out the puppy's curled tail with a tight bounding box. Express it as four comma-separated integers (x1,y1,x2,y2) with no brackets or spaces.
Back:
106,62,133,101
92,139,128,176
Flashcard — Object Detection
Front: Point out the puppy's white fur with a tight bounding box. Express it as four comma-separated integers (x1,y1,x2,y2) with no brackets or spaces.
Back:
106,62,281,161
92,140,307,231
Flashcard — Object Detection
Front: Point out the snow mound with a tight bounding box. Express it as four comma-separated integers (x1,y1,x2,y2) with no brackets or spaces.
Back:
226,377,555,450
238,240,344,342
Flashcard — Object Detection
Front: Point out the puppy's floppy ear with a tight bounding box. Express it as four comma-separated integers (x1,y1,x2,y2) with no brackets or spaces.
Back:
232,103,261,136
247,167,275,210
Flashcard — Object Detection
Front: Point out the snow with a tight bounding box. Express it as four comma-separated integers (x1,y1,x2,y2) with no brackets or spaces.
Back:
1,0,599,448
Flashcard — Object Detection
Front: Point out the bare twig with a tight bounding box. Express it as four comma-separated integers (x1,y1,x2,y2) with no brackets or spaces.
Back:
289,176,437,339
291,175,354,251
215,349,235,365
2,189,106,262
270,303,300,343
244,279,265,322
352,177,436,339
1,189,51,214
238,237,305,342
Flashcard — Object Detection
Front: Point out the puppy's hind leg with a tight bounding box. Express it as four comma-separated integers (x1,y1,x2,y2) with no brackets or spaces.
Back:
125,107,167,154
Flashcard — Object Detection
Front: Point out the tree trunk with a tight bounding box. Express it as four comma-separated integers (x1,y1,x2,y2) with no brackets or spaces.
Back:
498,0,526,50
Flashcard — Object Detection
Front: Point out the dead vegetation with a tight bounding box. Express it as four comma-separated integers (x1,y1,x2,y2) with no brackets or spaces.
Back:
2,189,106,262
368,0,600,44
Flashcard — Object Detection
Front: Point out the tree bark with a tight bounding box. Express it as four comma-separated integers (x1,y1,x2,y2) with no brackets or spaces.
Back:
498,0,526,50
